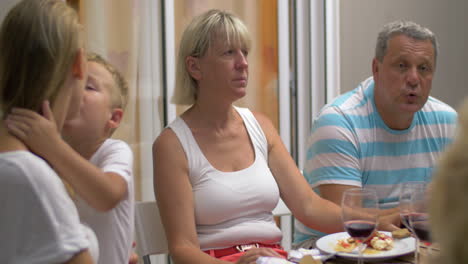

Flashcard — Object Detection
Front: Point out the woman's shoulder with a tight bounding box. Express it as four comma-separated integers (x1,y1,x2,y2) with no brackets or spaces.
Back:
152,122,189,177
234,106,273,128
1,151,56,183
152,125,186,160
250,110,271,123
1,151,36,187
0,151,73,205
236,108,278,147
248,109,277,135
154,127,178,148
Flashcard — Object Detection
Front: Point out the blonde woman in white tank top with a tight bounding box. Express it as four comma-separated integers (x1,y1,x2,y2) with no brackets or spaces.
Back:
153,9,345,264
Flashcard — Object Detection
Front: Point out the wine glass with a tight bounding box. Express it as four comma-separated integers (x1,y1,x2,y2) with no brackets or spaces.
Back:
342,188,379,264
399,181,427,260
408,186,431,264
399,181,427,232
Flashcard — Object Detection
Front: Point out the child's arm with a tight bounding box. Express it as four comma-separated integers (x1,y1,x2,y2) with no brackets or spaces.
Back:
6,101,129,212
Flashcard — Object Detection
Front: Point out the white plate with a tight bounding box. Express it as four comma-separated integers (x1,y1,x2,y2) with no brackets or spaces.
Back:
316,231,415,262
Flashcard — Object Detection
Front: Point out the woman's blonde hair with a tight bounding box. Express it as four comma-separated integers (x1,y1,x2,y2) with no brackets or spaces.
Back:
430,99,467,264
0,0,83,119
172,9,251,105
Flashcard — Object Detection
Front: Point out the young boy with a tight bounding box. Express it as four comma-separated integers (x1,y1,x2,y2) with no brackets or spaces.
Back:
6,53,135,264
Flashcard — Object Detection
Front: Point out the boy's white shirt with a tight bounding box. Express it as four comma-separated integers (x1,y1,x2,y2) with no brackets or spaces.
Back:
74,138,135,264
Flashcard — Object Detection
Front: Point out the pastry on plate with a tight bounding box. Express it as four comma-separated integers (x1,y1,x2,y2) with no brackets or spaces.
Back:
391,228,411,239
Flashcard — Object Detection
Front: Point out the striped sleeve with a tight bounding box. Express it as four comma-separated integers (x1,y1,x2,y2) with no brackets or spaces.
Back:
304,106,363,188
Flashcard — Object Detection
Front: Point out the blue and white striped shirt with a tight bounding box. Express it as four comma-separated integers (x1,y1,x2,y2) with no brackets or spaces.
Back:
294,77,457,242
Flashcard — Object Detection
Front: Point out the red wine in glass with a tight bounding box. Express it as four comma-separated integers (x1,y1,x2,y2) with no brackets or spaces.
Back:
400,182,428,264
399,182,426,230
400,213,411,230
342,188,379,264
344,220,376,240
401,212,427,233
412,221,431,243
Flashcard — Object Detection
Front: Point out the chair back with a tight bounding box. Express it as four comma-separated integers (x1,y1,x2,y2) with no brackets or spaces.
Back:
273,199,293,251
273,198,291,216
135,201,169,263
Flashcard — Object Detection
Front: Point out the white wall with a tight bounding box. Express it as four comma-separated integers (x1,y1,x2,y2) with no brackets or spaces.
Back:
340,0,468,109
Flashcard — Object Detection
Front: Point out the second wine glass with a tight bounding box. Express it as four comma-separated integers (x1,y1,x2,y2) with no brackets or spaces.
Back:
408,186,431,264
342,188,379,264
399,181,428,232
399,181,428,261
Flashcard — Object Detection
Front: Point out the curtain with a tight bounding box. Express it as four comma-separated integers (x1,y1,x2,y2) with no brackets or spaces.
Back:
80,0,157,200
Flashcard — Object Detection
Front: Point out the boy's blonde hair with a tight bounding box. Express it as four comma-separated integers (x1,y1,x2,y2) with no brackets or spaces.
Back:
0,0,83,119
431,99,466,264
172,9,251,105
87,52,129,111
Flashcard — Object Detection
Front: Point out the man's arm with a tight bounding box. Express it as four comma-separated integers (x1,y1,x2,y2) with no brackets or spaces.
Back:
318,184,355,205
304,106,362,195
305,107,400,225
319,184,400,217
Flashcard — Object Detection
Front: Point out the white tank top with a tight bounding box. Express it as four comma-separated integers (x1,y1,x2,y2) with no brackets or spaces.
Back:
168,106,282,250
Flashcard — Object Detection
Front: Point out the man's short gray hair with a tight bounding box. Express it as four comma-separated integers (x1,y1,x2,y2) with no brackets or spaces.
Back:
375,20,438,64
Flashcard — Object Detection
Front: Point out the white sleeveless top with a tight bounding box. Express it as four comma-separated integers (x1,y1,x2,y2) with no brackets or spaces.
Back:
168,106,282,250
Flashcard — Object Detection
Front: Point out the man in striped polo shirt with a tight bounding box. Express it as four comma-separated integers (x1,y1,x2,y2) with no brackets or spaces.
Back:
294,20,458,248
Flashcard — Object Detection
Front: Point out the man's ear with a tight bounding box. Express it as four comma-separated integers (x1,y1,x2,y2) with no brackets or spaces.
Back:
108,108,124,130
72,48,86,80
186,56,202,81
372,58,380,76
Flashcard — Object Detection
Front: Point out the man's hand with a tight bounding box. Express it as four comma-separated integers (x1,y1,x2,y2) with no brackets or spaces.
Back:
378,212,401,232
5,100,62,157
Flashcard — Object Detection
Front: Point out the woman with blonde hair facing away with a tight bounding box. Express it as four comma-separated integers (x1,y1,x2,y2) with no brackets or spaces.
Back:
431,99,468,264
0,0,96,263
153,9,346,264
